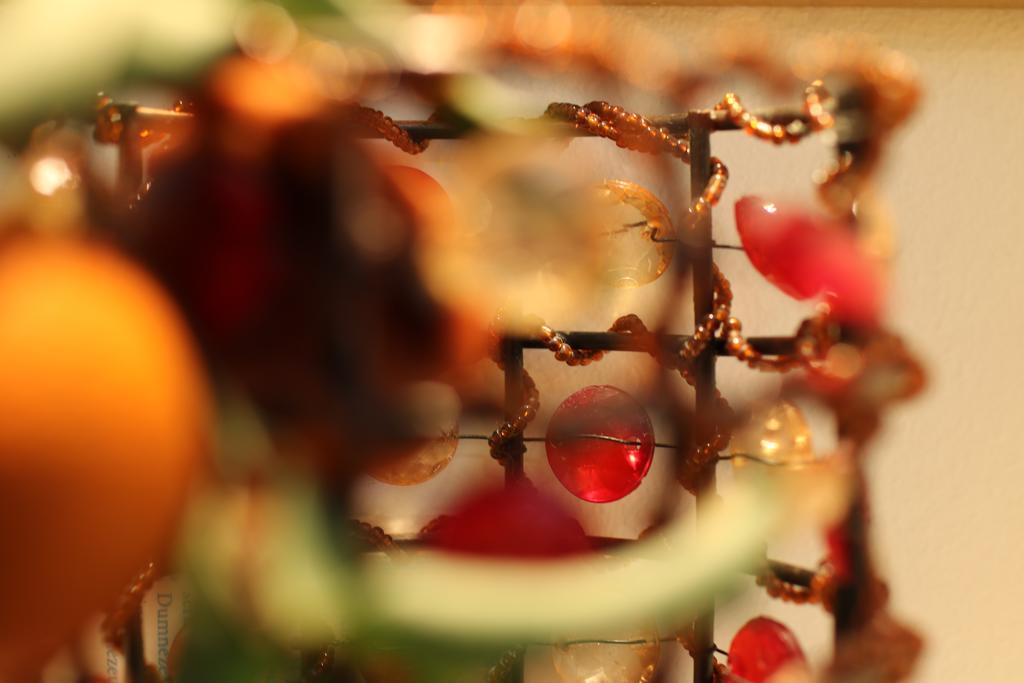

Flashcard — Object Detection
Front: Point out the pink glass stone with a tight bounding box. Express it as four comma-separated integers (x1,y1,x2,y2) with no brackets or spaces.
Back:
734,196,883,326
735,196,825,299
424,482,590,559
728,617,808,683
546,385,655,503
810,236,884,327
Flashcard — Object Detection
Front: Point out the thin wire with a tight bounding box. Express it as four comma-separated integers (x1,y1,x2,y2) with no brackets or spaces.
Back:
653,236,745,250
717,453,794,467
530,636,701,646
624,220,742,251
458,433,676,449
459,436,804,468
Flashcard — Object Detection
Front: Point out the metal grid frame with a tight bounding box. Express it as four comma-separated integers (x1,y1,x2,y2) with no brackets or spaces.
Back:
103,102,862,683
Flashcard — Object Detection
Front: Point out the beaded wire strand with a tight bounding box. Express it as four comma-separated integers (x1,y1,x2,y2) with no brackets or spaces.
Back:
756,563,839,612
347,106,432,155
101,561,156,649
715,81,835,144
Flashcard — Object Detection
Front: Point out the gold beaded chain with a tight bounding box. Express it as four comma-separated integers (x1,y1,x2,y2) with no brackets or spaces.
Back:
484,314,540,471
101,561,157,649
715,80,835,144
486,647,524,683
486,367,540,469
347,106,431,155
351,520,403,554
756,563,839,612
537,324,605,366
543,101,729,226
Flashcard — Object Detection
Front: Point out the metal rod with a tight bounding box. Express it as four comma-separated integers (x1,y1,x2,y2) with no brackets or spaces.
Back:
832,91,872,640
122,609,146,683
688,111,717,683
519,332,796,356
833,475,868,636
377,107,812,142
93,104,816,146
500,337,526,485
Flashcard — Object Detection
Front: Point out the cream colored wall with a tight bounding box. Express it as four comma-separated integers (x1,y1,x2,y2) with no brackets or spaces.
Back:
352,6,1024,681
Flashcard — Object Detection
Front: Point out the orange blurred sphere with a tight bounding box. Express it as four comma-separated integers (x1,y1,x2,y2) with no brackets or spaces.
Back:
0,238,210,681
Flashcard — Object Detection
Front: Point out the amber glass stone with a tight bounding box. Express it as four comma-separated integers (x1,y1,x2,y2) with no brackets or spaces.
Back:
367,382,460,486
553,628,660,683
546,385,655,503
728,617,807,683
730,401,814,470
595,180,675,288
367,427,458,486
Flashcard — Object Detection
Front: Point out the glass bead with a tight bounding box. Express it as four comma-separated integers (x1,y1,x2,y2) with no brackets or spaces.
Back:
734,196,883,326
594,180,675,288
421,138,609,325
553,628,659,683
734,196,826,300
424,482,590,558
730,401,815,471
728,617,807,683
546,385,655,503
368,382,460,486
367,428,458,486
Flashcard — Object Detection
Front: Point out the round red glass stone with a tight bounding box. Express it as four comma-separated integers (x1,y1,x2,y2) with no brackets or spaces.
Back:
424,482,590,559
734,196,883,326
728,617,808,683
546,385,655,503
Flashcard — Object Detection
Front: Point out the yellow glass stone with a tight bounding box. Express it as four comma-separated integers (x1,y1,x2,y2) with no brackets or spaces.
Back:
730,400,815,469
594,180,675,288
552,629,660,683
367,427,458,486
367,382,460,485
422,137,609,324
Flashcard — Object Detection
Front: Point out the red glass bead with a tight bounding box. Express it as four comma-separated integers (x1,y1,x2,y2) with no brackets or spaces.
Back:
735,196,824,299
424,482,590,559
546,385,655,503
382,165,454,230
728,617,808,683
734,196,883,326
808,235,884,327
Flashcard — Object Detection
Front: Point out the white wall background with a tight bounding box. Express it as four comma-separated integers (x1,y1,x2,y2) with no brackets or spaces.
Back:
351,6,1024,681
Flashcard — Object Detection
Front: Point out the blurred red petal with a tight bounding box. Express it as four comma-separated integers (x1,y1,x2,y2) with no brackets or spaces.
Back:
425,482,590,559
